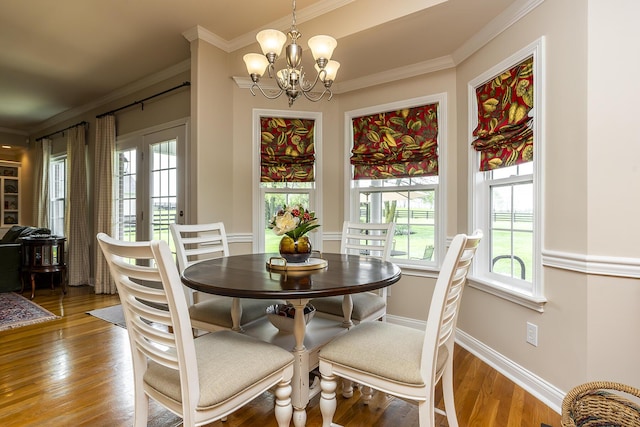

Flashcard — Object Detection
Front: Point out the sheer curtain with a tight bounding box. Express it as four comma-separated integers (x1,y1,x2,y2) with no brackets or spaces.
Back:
32,138,51,228
94,115,116,294
66,126,90,286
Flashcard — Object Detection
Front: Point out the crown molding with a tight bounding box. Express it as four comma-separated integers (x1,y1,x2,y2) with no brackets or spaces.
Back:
31,59,191,134
183,1,355,53
233,56,455,95
452,0,545,65
233,0,542,95
227,0,356,52
335,55,456,94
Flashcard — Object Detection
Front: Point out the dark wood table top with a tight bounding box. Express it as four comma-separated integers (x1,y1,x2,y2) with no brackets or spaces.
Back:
181,252,402,300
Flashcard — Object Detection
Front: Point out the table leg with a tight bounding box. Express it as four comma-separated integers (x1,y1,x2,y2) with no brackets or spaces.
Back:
341,295,354,328
61,267,67,295
30,273,36,299
289,298,310,427
230,298,243,332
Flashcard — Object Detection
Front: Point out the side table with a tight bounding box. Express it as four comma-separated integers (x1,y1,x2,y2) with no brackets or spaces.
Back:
20,235,67,299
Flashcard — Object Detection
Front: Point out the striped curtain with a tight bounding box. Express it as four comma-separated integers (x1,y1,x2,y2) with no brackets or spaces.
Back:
260,117,315,182
65,126,90,287
32,138,51,228
471,56,534,171
94,115,116,294
350,103,439,179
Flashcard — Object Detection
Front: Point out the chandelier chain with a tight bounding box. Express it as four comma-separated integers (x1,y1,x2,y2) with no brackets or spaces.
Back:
292,0,297,28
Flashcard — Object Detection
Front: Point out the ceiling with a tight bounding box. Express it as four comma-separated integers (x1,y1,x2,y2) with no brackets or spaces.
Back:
0,0,522,135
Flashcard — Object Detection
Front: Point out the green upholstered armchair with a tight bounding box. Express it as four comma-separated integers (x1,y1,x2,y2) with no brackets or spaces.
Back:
0,226,51,293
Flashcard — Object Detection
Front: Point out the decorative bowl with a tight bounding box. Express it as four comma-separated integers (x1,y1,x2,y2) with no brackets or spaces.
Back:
266,303,315,333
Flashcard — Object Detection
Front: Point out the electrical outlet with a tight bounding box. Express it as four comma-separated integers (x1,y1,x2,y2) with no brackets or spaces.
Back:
526,322,538,346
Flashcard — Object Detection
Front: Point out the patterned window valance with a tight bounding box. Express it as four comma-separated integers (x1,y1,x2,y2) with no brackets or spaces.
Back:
350,104,439,180
472,56,534,171
260,117,315,182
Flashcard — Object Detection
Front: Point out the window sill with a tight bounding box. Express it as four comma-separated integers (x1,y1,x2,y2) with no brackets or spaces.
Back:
467,275,547,312
391,261,440,279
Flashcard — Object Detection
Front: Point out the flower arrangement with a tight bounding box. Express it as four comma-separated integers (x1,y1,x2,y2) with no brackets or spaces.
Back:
269,204,320,240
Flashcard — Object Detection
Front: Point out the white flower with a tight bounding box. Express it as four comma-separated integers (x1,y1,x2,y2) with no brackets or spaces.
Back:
272,211,300,235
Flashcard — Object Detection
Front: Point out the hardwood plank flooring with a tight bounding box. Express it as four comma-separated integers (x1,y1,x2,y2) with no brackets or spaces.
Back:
0,286,561,426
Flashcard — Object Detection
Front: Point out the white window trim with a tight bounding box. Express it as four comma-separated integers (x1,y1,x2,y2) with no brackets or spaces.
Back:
343,93,447,270
467,37,547,312
48,154,67,236
252,109,323,253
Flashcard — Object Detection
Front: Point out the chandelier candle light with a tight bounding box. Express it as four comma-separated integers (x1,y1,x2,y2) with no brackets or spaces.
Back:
270,204,320,263
243,0,340,106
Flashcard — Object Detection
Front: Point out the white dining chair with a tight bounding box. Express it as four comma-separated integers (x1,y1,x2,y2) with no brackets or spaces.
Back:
312,221,395,327
170,222,283,332
318,230,482,427
96,233,294,427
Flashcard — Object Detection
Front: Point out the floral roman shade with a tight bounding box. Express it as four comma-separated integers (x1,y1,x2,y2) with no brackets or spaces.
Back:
472,56,534,171
261,117,315,182
350,104,438,180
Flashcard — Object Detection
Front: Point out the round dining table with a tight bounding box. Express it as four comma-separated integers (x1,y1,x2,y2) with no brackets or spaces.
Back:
181,252,401,427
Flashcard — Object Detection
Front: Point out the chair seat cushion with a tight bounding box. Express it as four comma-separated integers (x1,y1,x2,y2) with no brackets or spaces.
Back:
144,330,294,408
312,293,385,321
189,298,284,328
319,321,447,387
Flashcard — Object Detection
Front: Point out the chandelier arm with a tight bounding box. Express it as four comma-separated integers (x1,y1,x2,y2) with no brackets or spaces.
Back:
250,83,285,100
301,87,332,103
299,69,322,93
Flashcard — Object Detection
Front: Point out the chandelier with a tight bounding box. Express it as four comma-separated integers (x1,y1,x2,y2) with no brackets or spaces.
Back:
243,0,340,106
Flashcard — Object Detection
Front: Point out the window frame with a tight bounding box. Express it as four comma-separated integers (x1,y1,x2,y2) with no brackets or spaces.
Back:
252,109,323,253
344,93,447,269
48,154,67,236
467,37,546,312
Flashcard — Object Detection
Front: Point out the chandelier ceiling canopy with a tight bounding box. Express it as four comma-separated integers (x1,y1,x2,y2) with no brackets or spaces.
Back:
243,0,340,106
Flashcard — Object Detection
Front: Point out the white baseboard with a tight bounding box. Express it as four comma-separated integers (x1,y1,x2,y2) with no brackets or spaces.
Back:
386,314,564,414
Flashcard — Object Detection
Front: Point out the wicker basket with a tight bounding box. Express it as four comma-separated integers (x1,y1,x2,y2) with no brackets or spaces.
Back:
561,381,640,427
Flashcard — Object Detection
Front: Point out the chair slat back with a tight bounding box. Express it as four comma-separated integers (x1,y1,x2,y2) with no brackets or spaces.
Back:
421,230,482,382
96,233,200,411
170,222,230,306
340,221,395,260
170,222,230,272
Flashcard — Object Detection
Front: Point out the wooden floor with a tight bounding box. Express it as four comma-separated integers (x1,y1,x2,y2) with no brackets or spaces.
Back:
0,285,561,427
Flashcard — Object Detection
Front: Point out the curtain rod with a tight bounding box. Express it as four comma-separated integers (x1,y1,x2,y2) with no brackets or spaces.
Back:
36,121,89,142
96,81,191,118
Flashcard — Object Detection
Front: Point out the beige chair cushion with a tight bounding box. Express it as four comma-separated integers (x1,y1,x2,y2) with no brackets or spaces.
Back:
312,293,386,321
144,330,294,409
189,298,284,328
319,321,448,387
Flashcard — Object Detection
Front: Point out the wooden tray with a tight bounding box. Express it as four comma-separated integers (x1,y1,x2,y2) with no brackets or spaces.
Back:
266,256,328,272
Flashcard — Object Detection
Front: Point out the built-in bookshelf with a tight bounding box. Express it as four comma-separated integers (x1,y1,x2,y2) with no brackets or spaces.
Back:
0,161,20,228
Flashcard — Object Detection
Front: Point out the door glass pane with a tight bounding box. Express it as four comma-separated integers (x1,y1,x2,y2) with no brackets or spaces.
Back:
115,148,137,242
150,139,177,251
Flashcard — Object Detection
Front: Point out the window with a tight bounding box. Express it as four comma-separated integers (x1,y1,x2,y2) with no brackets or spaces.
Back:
346,94,446,266
253,110,321,253
468,39,545,310
48,156,66,236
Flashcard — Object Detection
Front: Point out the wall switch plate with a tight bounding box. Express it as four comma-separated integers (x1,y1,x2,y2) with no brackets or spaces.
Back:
526,322,538,346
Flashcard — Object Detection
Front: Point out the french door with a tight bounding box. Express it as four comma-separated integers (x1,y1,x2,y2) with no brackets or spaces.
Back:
114,124,185,251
